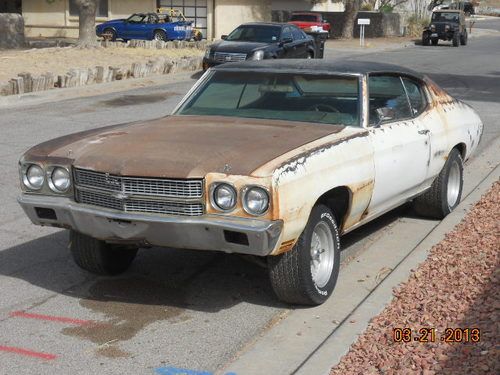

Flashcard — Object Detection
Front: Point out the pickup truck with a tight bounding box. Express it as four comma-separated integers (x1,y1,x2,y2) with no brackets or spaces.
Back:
288,12,331,37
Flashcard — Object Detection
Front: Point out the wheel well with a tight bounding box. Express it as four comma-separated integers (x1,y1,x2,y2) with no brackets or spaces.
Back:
315,186,351,230
453,143,467,159
154,29,167,36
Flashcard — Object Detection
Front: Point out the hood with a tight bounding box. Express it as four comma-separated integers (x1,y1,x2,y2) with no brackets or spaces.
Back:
24,116,348,178
212,40,271,54
101,19,125,25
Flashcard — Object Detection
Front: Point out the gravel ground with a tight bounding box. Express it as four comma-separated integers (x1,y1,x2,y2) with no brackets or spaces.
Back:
331,182,500,375
0,46,203,83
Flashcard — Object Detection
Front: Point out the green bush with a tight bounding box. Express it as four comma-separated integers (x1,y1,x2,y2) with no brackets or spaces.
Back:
379,4,394,13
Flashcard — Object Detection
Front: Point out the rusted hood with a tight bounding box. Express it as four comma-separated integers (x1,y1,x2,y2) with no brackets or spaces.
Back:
25,115,347,178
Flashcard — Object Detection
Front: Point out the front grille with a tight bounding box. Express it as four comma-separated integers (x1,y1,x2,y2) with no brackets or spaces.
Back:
214,52,247,63
74,168,205,217
74,169,203,198
76,189,204,216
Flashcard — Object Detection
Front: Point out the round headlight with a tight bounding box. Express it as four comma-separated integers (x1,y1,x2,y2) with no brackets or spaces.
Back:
25,164,44,190
204,48,211,58
243,186,269,216
50,167,71,192
212,183,237,211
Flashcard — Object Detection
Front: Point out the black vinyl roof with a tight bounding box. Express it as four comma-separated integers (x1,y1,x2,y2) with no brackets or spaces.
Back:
213,59,424,79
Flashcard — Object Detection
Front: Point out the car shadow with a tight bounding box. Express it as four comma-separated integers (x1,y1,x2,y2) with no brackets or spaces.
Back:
190,71,204,80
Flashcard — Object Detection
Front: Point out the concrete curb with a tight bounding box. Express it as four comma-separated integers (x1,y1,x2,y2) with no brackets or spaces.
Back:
223,136,500,375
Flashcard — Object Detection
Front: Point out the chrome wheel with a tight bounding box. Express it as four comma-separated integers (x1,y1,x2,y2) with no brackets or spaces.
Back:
447,160,461,208
310,221,335,288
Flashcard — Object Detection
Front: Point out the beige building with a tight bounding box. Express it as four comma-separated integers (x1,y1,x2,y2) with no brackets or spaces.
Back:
21,0,273,40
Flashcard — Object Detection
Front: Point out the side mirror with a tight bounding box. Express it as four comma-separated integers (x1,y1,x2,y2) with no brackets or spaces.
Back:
221,35,228,40
281,37,293,45
376,107,396,124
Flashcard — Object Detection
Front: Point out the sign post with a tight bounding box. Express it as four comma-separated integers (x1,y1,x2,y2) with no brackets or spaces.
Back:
358,18,370,47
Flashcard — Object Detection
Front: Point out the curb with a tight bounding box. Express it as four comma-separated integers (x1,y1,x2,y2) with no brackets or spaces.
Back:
223,136,500,375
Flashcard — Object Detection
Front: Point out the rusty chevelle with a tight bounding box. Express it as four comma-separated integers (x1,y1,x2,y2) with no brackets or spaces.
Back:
18,60,483,305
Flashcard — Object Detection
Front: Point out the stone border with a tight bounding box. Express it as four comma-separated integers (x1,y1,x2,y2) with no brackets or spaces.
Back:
101,39,209,50
0,55,202,96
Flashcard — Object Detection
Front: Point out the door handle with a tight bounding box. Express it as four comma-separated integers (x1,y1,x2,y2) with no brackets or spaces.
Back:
418,129,430,135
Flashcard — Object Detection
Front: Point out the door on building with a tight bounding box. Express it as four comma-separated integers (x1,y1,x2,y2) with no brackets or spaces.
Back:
157,0,207,39
0,0,22,13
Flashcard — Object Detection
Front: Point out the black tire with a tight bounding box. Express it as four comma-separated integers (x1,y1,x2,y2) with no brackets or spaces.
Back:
422,33,430,46
413,148,464,219
452,31,460,47
69,230,138,275
431,38,438,45
268,204,341,305
154,30,168,41
102,28,116,42
460,30,468,45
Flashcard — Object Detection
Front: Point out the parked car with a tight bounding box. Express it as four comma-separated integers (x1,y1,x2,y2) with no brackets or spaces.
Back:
202,22,316,70
18,60,482,305
422,10,468,47
95,12,193,42
288,12,331,37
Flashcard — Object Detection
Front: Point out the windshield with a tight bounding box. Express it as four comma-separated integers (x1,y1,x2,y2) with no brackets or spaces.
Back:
226,25,281,43
177,71,360,126
432,12,459,22
290,14,319,22
127,14,146,23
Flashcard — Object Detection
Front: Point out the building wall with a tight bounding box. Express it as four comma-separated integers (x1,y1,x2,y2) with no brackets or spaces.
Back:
23,0,157,38
214,0,271,39
271,0,343,12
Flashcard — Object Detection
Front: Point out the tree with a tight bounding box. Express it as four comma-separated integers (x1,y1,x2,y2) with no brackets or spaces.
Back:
341,0,361,39
74,0,97,47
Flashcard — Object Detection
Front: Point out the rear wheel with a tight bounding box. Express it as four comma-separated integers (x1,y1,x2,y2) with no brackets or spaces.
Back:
268,204,340,305
102,28,116,41
154,30,168,41
69,230,138,275
413,148,464,219
460,30,468,45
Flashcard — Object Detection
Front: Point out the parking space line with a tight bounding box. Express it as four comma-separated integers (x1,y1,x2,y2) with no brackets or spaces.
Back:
0,345,57,360
9,310,93,326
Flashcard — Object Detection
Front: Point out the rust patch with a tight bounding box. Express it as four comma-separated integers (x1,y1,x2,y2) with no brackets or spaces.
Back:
276,239,297,254
343,179,374,230
62,276,190,358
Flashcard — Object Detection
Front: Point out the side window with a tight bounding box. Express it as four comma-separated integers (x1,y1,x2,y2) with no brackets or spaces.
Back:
292,27,305,40
402,77,427,116
369,75,412,125
282,27,293,41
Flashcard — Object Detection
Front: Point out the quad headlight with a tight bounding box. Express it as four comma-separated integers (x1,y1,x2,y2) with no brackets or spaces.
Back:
242,186,269,216
48,166,71,193
211,182,237,212
23,164,45,190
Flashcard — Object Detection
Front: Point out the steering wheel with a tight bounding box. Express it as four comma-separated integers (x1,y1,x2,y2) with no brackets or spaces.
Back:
308,103,340,113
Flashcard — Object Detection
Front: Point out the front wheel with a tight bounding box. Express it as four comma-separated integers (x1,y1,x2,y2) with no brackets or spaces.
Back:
431,38,438,45
452,31,460,47
422,33,430,46
413,148,463,219
268,204,340,305
69,230,138,275
154,30,168,41
460,30,468,45
102,28,116,42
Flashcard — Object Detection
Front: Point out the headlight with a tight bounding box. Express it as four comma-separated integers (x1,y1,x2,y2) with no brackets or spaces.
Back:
204,48,211,58
49,167,71,193
430,24,436,30
211,183,237,212
24,164,45,190
251,50,265,60
242,186,269,216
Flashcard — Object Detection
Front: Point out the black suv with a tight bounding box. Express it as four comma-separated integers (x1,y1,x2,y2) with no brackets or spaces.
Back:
422,10,468,47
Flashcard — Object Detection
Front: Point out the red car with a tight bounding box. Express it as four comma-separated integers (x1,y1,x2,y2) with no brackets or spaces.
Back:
288,12,331,37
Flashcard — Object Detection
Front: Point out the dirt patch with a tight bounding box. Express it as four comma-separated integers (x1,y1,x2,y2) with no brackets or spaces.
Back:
101,93,178,107
331,182,499,374
0,46,203,84
63,276,191,358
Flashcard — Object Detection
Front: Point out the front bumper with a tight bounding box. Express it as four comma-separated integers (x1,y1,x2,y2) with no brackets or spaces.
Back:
18,194,283,256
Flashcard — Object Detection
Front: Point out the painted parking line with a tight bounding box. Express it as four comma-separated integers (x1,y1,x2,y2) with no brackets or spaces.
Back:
155,366,236,375
0,345,57,360
9,310,93,326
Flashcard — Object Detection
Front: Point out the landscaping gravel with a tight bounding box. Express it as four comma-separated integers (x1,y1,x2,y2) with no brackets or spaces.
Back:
331,182,499,375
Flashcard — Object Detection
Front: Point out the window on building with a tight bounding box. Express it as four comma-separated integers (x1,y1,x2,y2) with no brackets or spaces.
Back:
0,0,22,13
69,0,108,18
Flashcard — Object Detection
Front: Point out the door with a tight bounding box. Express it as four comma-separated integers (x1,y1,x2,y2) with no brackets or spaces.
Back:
367,74,431,214
291,26,309,58
123,14,147,39
281,26,299,58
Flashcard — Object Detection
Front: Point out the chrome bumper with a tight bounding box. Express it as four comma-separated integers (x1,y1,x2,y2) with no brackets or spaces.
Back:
18,194,283,256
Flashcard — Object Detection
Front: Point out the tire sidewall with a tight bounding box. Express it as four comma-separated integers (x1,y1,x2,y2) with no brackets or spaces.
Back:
298,205,340,304
440,149,463,215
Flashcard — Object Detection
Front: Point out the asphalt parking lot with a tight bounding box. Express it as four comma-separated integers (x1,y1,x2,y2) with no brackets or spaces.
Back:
0,18,499,375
